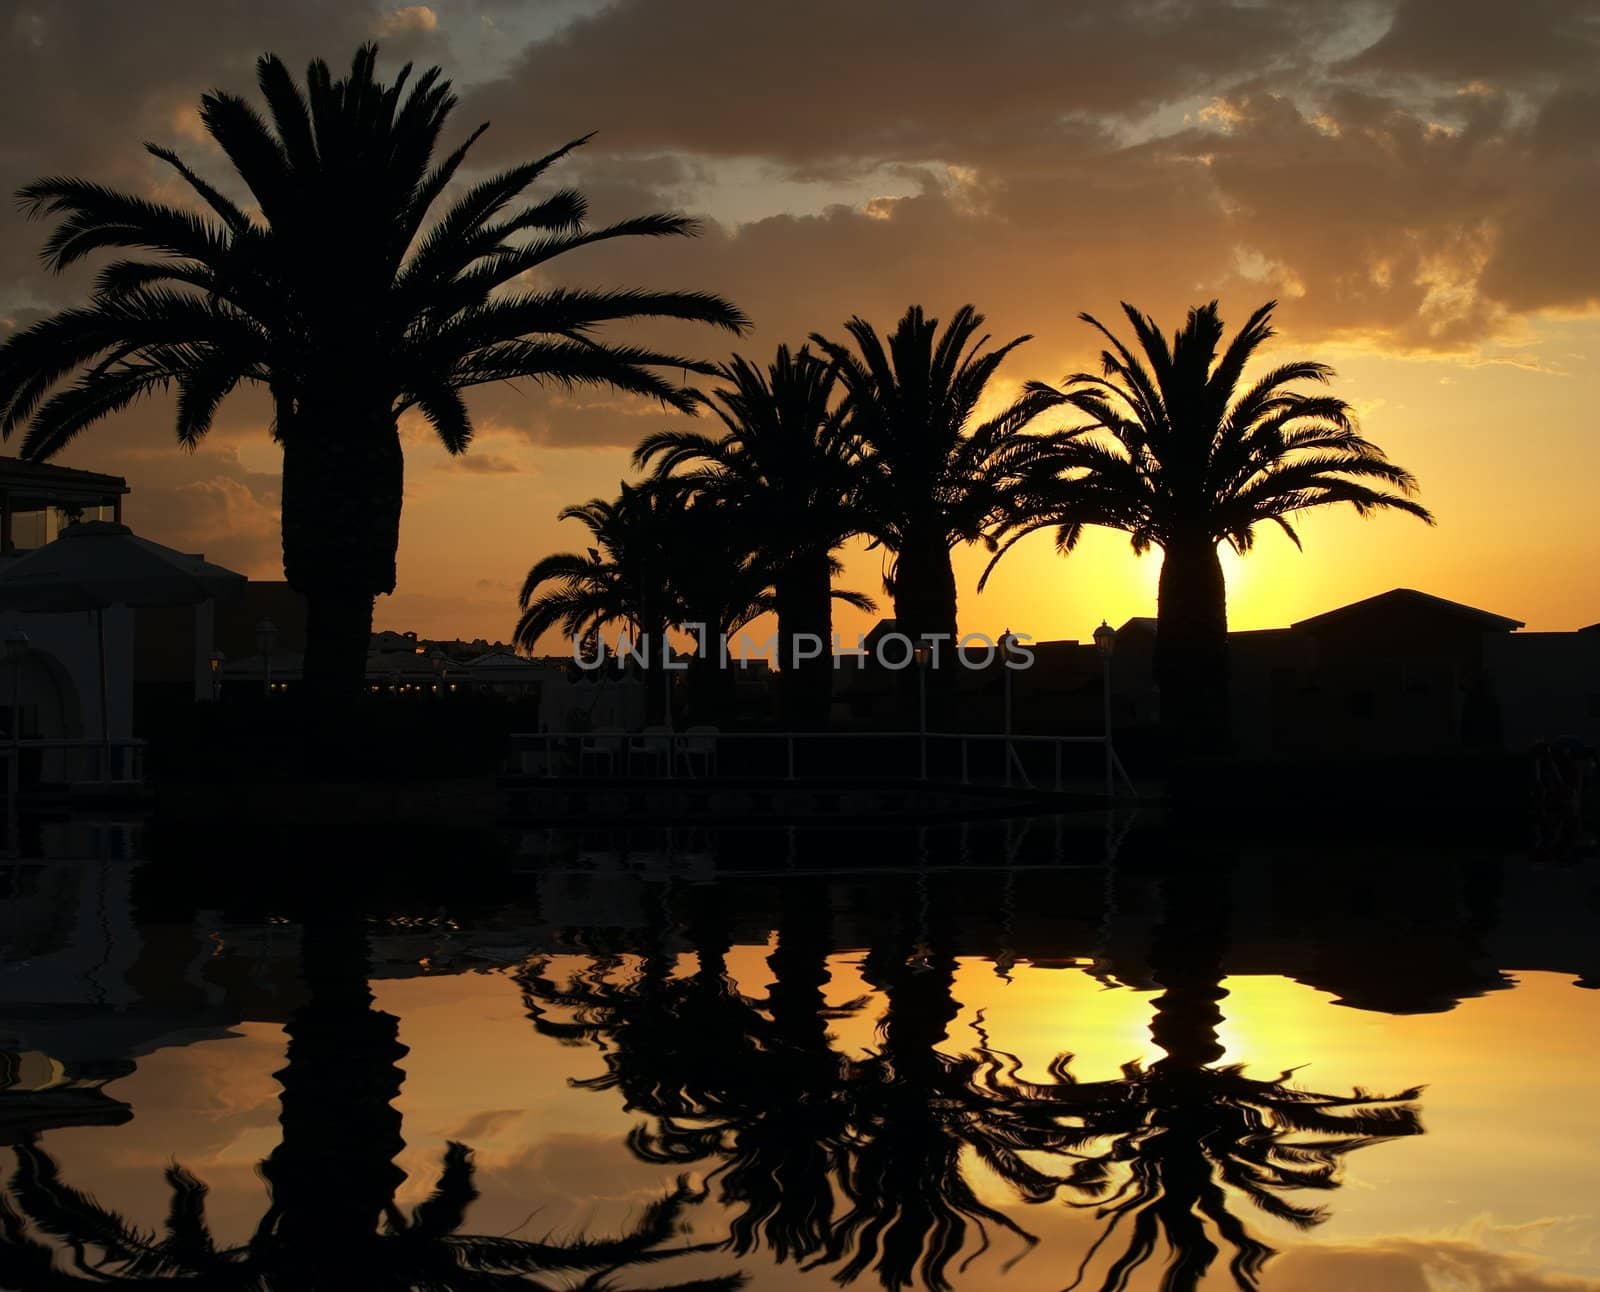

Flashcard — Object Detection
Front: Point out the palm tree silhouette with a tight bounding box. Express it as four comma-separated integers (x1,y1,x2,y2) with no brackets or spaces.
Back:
514,480,776,721
634,345,874,727
515,482,677,659
972,862,1425,1292
810,306,1050,648
0,911,743,1291
0,44,744,696
985,300,1432,753
655,493,780,724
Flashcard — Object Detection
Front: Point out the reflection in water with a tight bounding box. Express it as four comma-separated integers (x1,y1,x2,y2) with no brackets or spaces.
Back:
4,821,1596,1291
983,862,1424,1291
0,907,742,1291
524,855,1426,1291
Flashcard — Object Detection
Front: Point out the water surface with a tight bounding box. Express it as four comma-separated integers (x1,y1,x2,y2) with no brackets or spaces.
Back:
3,819,1597,1290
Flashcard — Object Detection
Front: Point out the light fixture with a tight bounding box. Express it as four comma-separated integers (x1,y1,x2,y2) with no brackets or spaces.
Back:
1093,620,1117,659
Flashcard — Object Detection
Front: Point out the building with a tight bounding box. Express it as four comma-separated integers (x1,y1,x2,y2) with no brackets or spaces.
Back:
837,589,1596,758
0,460,138,767
0,457,127,555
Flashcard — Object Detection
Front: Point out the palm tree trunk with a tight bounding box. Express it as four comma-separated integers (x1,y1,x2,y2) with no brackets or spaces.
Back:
892,527,959,728
280,411,404,699
777,549,836,729
1155,539,1230,757
890,526,958,645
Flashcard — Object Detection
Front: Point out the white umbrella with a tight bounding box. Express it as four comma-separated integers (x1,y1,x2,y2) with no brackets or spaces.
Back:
0,521,245,772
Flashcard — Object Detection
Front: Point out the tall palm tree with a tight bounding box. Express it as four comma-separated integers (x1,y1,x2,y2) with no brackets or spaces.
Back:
0,45,744,697
0,912,742,1291
986,300,1431,753
810,306,1049,647
635,345,873,727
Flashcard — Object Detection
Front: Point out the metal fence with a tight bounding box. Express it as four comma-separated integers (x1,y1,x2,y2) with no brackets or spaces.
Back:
509,728,1137,798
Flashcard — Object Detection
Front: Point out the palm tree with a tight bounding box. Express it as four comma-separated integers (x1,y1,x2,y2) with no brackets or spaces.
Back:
635,345,873,727
986,300,1431,753
514,480,680,662
514,481,774,721
0,45,744,697
0,911,742,1291
660,494,779,723
810,306,1048,647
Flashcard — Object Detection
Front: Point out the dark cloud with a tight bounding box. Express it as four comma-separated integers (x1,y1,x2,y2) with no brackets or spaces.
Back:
1339,0,1600,86
462,0,1333,171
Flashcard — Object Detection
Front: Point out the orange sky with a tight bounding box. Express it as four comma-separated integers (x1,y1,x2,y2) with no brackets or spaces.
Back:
3,0,1597,646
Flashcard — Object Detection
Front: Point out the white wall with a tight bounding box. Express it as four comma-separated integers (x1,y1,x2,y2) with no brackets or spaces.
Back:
0,605,134,743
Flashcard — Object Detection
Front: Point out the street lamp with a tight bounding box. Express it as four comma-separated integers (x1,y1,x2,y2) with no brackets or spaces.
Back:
255,618,277,699
913,637,934,781
1093,620,1117,799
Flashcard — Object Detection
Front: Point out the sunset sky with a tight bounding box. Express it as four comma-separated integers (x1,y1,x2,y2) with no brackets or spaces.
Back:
3,0,1598,647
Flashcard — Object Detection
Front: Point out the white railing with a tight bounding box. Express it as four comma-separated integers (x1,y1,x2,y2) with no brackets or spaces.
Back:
2,737,148,789
508,729,1138,798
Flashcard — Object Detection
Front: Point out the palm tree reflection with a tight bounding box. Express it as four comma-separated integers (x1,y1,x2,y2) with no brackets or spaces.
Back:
0,911,741,1291
524,885,856,1272
977,862,1424,1291
526,869,1425,1292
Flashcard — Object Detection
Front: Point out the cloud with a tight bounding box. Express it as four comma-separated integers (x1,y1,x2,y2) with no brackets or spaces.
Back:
1266,1234,1600,1291
376,5,439,36
439,452,522,474
1338,0,1600,86
462,0,1334,171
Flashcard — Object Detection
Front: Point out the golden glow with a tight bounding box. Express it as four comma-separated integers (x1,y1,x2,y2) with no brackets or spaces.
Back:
21,956,1600,1289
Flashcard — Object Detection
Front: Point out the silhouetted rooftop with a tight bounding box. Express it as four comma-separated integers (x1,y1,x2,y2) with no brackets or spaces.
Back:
1292,587,1524,633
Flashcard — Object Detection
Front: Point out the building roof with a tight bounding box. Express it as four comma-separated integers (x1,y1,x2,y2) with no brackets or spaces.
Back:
1292,588,1525,634
0,455,129,502
461,650,541,670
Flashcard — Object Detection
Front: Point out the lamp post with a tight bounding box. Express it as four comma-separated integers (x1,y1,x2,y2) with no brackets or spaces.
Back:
255,618,277,700
913,638,933,781
208,651,225,702
5,630,28,851
999,628,1016,787
1093,620,1117,800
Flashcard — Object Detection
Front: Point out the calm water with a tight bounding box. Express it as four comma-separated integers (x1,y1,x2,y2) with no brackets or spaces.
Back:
2,818,1598,1290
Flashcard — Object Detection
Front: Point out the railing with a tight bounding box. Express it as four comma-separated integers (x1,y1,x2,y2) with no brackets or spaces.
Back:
508,729,1138,798
2,737,149,790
